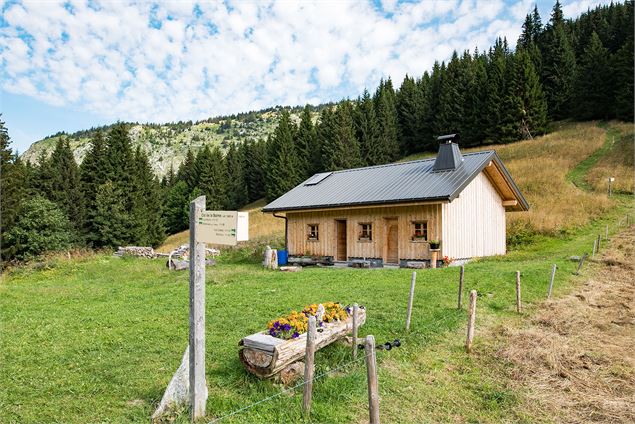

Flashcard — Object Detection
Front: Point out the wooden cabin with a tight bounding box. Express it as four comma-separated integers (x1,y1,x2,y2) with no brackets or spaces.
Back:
262,135,528,267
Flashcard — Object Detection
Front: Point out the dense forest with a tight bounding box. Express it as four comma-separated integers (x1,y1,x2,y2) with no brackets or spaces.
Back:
1,1,633,263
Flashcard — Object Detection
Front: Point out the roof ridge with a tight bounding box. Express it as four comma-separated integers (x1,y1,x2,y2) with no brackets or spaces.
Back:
328,150,495,175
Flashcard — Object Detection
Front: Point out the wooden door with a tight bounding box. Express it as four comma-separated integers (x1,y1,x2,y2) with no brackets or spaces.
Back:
385,218,399,264
336,220,347,261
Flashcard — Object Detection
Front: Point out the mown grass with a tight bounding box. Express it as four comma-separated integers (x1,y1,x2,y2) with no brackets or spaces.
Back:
585,122,634,194
1,198,632,423
1,121,632,423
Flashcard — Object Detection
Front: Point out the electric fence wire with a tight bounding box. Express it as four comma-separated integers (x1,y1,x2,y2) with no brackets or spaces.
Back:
207,311,465,423
207,351,369,423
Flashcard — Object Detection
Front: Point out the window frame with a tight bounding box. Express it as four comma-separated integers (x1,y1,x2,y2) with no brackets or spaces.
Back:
307,223,319,241
358,222,373,242
411,221,428,242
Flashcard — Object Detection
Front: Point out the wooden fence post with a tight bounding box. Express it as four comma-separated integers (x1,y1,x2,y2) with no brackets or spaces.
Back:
575,253,588,275
597,234,601,253
303,315,317,417
592,239,597,256
605,224,609,241
405,272,416,331
189,196,206,420
458,265,465,309
547,264,557,298
465,290,477,353
515,271,522,313
365,335,380,424
352,303,359,360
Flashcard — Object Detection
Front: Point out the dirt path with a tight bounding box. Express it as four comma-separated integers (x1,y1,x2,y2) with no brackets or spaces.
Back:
495,227,635,423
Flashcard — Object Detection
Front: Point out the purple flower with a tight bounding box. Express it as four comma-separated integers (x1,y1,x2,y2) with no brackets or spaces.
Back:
269,328,277,337
282,324,292,332
291,332,299,338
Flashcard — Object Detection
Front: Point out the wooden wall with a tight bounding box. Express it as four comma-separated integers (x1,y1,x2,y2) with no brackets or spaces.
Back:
441,172,506,259
286,204,442,262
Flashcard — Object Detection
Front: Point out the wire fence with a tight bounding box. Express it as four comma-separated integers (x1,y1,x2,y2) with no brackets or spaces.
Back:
205,308,466,423
200,212,634,423
208,351,369,423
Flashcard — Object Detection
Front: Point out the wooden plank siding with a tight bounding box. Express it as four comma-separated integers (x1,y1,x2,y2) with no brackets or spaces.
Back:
286,204,443,262
441,172,506,259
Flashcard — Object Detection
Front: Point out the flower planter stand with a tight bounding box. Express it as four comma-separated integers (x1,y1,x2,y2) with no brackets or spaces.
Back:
239,308,366,379
429,249,440,268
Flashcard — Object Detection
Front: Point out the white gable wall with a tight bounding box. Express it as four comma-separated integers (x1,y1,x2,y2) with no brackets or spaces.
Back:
441,172,506,259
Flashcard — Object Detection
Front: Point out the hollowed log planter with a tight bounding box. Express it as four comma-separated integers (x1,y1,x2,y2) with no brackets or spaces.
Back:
239,308,366,378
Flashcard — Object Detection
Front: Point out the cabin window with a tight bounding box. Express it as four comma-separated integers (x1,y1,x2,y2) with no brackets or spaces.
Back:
412,221,428,241
358,223,373,241
307,224,319,241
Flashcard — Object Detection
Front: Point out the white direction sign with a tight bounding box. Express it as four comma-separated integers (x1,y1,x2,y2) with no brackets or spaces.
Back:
196,210,249,245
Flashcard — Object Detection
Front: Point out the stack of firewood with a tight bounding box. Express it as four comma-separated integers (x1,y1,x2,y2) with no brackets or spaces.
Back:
114,246,156,258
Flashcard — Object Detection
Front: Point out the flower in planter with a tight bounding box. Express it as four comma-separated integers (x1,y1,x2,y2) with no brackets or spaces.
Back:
267,302,349,339
442,256,455,266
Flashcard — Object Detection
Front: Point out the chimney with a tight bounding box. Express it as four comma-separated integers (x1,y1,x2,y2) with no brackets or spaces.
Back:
432,134,463,171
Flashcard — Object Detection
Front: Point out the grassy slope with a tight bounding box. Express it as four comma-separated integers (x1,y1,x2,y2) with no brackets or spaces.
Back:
1,123,633,423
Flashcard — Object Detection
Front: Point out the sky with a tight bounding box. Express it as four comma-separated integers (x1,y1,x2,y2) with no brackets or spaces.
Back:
1,0,608,153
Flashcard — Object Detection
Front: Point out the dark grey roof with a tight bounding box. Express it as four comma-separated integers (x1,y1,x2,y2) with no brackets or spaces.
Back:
262,150,529,212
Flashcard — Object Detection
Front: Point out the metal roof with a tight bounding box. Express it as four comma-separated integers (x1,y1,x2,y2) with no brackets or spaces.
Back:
262,150,529,212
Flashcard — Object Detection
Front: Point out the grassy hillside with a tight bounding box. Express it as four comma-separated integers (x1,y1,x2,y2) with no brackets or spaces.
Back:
405,121,629,242
1,122,633,423
21,107,321,177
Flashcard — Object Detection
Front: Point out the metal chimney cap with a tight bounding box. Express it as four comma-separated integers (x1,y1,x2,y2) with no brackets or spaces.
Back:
437,134,459,144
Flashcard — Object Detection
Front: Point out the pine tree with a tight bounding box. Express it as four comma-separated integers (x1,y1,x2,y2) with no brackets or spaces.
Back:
177,149,197,191
0,117,27,262
93,181,128,248
243,139,267,202
429,61,445,137
316,107,337,169
397,75,428,154
613,35,634,120
131,146,165,246
47,138,84,237
265,110,302,200
574,32,612,119
295,105,319,178
437,52,466,136
502,49,548,141
485,39,510,142
322,100,362,171
195,145,228,210
80,131,109,244
4,196,73,261
373,79,400,163
225,142,249,210
355,90,382,165
463,52,488,146
415,73,436,150
518,7,543,73
541,0,577,119
163,180,191,234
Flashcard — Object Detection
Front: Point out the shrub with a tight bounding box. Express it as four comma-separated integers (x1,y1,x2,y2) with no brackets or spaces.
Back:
4,196,75,261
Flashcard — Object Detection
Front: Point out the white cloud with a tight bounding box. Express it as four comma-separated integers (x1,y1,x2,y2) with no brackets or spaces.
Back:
0,0,609,124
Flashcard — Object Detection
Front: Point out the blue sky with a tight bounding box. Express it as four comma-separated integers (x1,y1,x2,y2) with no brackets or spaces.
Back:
1,0,607,153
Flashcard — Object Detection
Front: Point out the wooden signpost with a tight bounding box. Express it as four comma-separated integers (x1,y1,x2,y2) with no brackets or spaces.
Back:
189,197,207,420
153,197,250,422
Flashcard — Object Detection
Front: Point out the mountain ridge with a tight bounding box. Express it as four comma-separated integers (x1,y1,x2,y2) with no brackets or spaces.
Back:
21,104,325,177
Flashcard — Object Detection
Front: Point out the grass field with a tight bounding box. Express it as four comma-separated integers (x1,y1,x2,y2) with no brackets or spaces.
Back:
1,122,633,423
